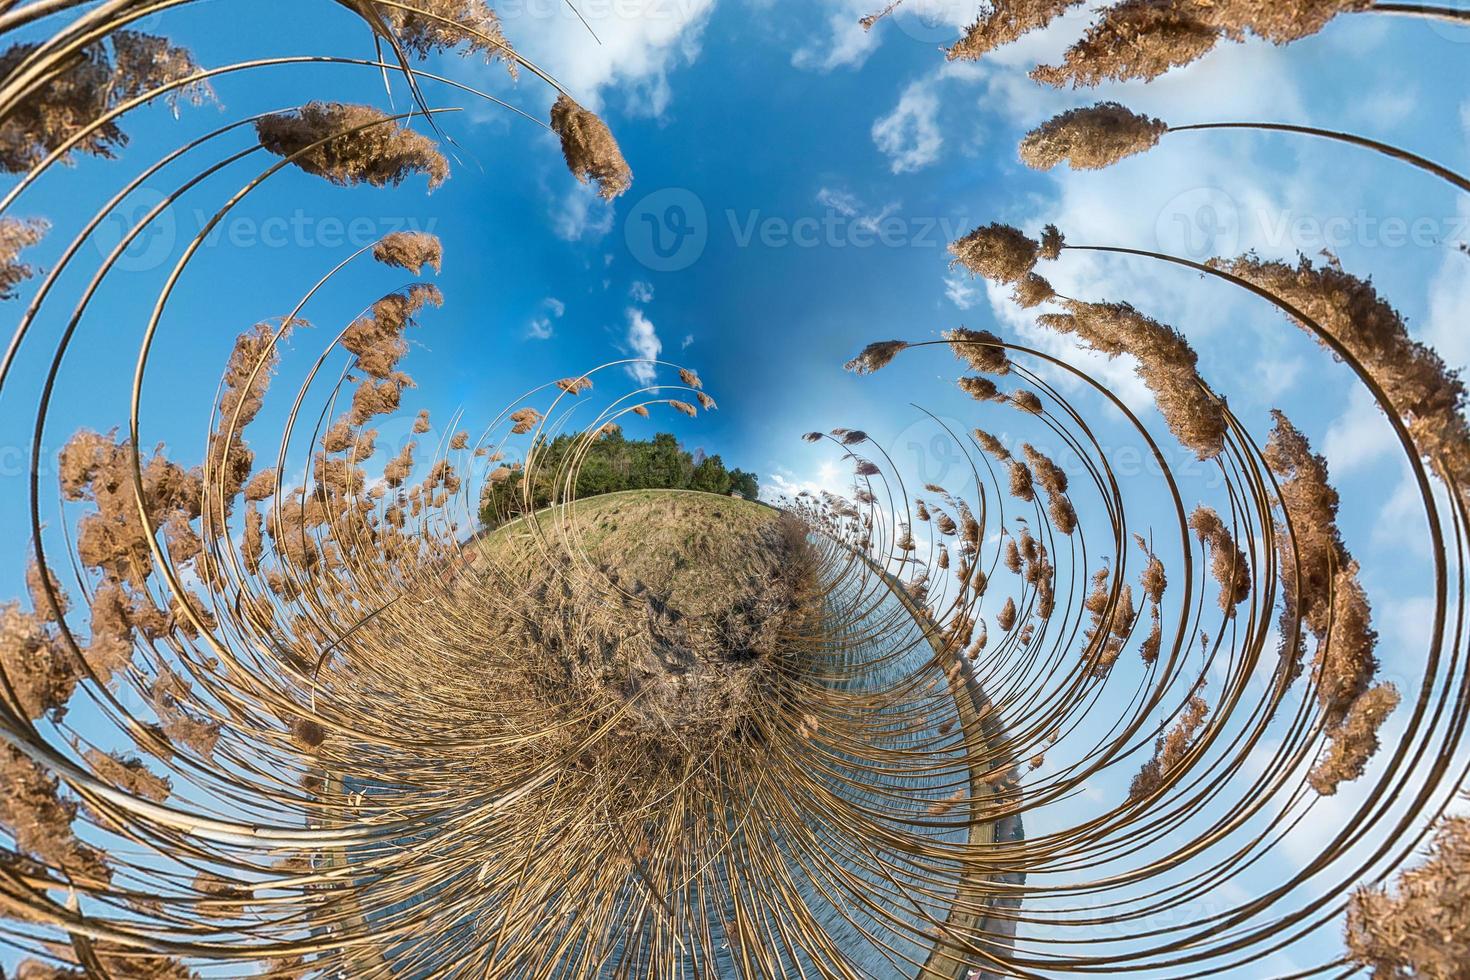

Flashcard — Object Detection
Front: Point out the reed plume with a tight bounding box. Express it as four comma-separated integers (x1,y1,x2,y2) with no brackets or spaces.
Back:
256,102,449,189
0,216,48,300
845,340,908,374
378,0,517,74
1038,299,1226,458
1129,692,1209,800
0,30,210,173
373,230,443,274
1347,801,1470,976
549,94,633,200
944,327,1012,375
948,0,1084,62
1217,253,1470,497
949,223,1041,285
1020,102,1167,170
1189,507,1250,613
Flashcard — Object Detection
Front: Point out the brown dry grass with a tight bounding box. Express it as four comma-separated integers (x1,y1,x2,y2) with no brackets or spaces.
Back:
256,102,449,189
549,95,632,200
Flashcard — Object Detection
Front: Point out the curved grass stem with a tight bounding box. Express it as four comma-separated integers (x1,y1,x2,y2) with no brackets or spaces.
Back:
1168,122,1470,194
1370,3,1470,24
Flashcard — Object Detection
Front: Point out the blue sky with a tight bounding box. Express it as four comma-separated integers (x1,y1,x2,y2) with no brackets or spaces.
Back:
3,0,1470,975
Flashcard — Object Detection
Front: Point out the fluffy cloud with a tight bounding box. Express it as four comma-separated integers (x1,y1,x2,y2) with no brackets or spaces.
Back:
944,271,980,310
872,81,942,173
815,186,861,217
759,462,852,505
551,183,615,242
624,307,663,385
527,297,565,340
791,0,880,72
1323,387,1399,477
500,0,717,115
814,186,902,235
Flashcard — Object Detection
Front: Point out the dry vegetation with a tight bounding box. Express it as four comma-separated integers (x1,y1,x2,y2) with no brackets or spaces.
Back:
476,492,822,750
1346,803,1470,978
256,102,450,189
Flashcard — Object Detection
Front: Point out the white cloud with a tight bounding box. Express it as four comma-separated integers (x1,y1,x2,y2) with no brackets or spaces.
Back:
1347,84,1420,133
761,469,818,504
1324,387,1398,477
1369,462,1453,561
502,0,716,115
791,0,880,72
944,271,980,310
624,307,663,385
854,201,902,234
1253,355,1305,406
816,186,861,217
815,186,903,236
552,183,615,242
872,81,943,174
629,280,655,303
681,333,694,350
760,463,853,505
527,297,565,340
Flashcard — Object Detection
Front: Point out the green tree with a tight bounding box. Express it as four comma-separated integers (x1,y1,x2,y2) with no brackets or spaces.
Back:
729,469,759,500
690,454,732,495
478,434,758,528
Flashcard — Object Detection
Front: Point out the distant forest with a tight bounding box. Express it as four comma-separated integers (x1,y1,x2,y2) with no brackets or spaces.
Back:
479,432,760,527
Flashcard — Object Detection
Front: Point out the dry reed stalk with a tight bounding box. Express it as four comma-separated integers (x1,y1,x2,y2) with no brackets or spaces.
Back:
256,102,449,189
379,0,518,74
549,94,632,200
1038,299,1226,458
947,0,1084,61
373,230,443,274
1020,102,1167,170
844,340,907,374
1129,691,1209,801
0,216,48,299
1347,800,1470,976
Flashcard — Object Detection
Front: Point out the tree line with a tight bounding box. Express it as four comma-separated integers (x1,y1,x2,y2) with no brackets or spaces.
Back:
479,432,759,527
